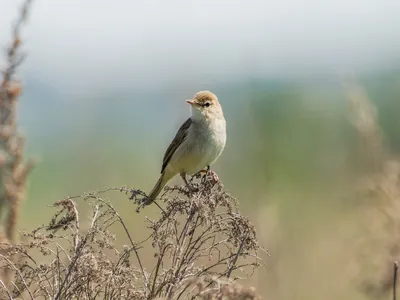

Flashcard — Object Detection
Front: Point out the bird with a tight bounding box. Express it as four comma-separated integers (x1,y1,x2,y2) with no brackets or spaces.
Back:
144,90,226,205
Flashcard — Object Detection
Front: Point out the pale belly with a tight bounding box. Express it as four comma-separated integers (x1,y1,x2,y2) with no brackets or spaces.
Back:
168,119,226,175
172,142,223,174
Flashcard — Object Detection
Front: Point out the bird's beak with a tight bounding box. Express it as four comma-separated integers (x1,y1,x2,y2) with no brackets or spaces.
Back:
186,99,196,106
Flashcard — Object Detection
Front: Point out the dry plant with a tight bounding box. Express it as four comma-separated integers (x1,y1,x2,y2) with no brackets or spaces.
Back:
344,81,400,299
0,173,265,299
0,0,34,289
345,81,385,170
0,0,34,243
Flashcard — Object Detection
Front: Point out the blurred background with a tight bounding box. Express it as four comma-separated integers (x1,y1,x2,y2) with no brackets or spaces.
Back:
1,0,400,299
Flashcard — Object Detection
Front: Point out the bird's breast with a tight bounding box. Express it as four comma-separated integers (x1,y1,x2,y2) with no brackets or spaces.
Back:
168,117,226,175
188,118,226,169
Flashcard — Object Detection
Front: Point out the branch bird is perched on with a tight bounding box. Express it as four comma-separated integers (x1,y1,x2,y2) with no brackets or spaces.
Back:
144,91,226,205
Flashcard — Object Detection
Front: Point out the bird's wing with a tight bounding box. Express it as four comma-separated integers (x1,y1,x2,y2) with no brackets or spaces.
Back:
161,117,192,174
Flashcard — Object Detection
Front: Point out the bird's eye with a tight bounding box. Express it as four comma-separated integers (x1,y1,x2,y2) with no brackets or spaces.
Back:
204,102,211,107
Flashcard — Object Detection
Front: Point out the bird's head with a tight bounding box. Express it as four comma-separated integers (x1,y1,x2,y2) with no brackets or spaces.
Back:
186,91,223,120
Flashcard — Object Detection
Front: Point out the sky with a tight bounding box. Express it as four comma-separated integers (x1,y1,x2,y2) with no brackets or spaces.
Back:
1,0,400,94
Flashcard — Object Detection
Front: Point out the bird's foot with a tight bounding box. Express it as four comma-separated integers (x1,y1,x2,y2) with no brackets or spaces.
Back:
181,173,199,194
208,170,220,182
199,167,219,182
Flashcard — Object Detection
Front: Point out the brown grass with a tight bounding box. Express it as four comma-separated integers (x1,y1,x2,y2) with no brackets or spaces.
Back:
0,0,34,288
0,0,34,243
341,81,400,299
0,173,265,299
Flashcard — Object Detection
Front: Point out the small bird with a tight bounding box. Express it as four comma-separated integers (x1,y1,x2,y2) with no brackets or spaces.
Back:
144,91,226,205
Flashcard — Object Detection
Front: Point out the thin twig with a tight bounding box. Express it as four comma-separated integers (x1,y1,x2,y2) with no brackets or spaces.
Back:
394,261,398,300
0,279,13,299
93,197,150,293
54,237,87,300
0,254,34,300
227,233,248,278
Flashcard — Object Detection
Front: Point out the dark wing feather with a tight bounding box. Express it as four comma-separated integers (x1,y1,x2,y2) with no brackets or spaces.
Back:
161,118,192,173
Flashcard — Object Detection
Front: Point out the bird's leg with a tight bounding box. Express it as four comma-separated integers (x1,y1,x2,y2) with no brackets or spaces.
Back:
193,169,205,180
181,173,198,192
198,168,208,175
196,166,211,183
181,173,190,186
198,165,211,175
206,165,220,182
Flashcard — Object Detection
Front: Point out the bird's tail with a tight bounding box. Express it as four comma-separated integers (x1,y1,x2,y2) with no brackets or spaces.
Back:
144,172,170,205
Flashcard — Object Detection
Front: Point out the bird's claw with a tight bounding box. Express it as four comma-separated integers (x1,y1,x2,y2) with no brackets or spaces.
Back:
199,168,219,182
208,170,220,182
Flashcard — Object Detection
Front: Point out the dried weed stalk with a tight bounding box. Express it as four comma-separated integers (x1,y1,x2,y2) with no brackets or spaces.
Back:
345,81,385,170
345,81,400,298
0,0,34,288
0,0,34,244
0,173,265,299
